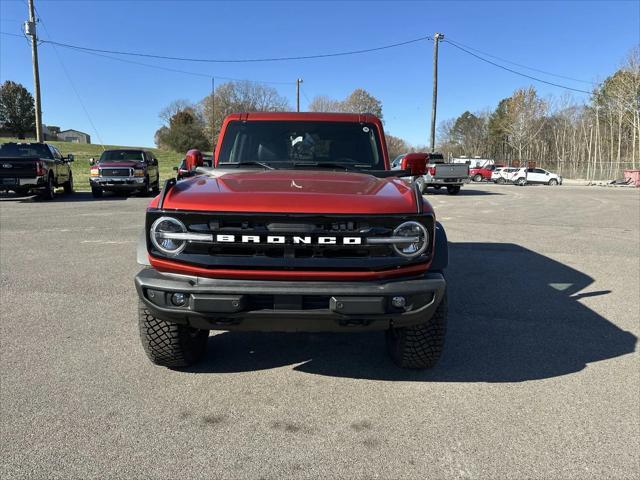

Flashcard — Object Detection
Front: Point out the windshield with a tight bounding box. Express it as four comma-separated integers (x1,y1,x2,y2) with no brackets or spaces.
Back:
99,150,144,162
0,143,52,159
218,121,383,169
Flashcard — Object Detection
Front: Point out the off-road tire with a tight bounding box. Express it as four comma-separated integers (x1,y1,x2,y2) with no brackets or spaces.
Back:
473,174,483,182
446,185,461,195
386,291,447,369
138,300,209,368
548,178,559,186
91,186,103,198
63,173,74,194
40,174,55,200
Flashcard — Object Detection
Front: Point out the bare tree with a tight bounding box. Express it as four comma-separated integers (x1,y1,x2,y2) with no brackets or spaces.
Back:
501,87,548,165
307,88,383,120
386,134,410,160
200,81,290,146
308,95,344,113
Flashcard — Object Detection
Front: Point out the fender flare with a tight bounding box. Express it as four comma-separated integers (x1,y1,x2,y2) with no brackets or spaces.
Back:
429,221,448,272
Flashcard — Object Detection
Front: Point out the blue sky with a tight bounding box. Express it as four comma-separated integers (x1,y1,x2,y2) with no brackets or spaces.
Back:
0,0,638,148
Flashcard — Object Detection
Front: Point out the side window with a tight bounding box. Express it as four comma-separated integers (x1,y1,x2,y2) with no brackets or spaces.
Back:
50,145,62,160
535,169,546,174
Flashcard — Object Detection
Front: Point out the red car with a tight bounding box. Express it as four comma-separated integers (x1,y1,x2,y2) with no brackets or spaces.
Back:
135,113,449,369
469,164,503,182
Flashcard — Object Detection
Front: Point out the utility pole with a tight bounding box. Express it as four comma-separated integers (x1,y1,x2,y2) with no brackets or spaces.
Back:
296,78,303,112
430,32,444,152
211,76,215,148
25,0,43,142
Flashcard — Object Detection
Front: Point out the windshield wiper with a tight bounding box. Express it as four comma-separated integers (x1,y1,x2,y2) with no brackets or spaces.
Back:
224,161,275,170
292,162,359,171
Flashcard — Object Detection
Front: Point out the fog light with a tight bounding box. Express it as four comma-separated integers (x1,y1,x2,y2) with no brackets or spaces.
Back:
391,296,406,308
171,292,187,306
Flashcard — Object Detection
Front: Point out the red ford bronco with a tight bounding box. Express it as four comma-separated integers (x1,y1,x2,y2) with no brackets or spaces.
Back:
135,113,448,369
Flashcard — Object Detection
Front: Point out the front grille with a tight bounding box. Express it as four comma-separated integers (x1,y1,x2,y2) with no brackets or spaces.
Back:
101,168,131,177
146,211,434,271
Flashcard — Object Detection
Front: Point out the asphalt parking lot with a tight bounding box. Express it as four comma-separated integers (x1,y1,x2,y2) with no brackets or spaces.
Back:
1,183,638,479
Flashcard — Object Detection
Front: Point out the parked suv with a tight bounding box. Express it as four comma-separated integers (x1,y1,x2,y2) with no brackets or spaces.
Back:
512,167,563,186
0,142,74,199
89,149,160,197
491,167,518,184
135,113,449,369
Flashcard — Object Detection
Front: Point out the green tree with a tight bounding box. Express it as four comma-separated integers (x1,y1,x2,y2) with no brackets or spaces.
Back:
0,81,35,137
155,108,211,153
450,111,488,156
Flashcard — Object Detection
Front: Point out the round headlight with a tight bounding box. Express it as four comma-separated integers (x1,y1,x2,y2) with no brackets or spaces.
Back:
392,221,429,257
150,216,187,256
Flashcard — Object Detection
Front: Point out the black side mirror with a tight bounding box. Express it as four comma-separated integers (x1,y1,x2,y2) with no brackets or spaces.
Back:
67,154,74,162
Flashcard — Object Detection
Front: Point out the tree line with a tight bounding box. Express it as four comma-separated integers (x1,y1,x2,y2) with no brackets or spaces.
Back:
156,46,638,181
438,47,639,180
154,83,414,160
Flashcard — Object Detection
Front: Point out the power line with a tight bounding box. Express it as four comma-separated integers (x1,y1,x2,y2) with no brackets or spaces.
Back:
300,87,312,105
29,7,106,147
37,34,432,64
443,40,593,95
2,30,294,85
445,37,598,86
55,44,295,85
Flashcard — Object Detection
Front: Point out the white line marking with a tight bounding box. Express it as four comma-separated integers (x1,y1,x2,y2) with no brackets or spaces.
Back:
81,240,136,245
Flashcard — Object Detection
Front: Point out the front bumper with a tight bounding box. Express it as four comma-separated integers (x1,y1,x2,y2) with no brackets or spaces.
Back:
90,176,145,189
135,268,446,332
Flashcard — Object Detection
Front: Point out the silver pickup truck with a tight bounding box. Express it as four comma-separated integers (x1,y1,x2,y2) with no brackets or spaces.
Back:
392,153,469,195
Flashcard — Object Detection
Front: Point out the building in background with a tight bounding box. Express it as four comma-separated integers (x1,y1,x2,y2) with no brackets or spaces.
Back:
57,129,91,144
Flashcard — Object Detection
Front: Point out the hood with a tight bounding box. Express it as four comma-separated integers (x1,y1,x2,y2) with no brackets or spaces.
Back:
98,161,144,168
154,170,423,214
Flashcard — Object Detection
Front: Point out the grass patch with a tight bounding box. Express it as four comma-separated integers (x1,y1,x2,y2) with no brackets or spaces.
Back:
1,138,184,191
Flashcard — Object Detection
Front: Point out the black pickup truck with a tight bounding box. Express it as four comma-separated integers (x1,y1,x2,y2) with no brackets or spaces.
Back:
0,142,74,199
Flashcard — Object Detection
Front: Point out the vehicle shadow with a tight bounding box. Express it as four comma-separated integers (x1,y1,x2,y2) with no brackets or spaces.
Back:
0,191,131,202
52,192,132,202
188,242,636,382
425,188,503,196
